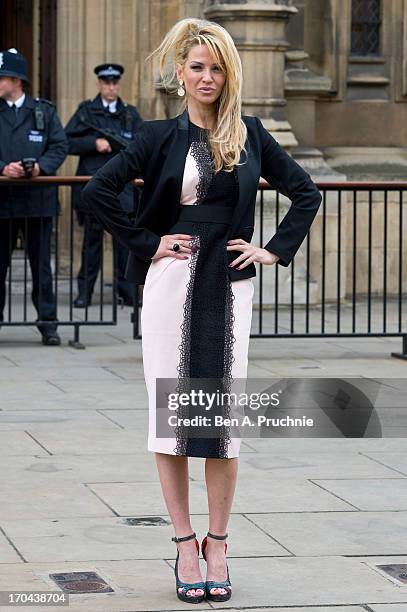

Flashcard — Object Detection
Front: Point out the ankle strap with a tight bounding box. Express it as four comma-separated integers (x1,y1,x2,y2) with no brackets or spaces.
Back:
171,531,196,543
207,531,228,540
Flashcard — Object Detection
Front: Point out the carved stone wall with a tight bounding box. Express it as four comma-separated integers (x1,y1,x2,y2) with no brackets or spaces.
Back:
47,0,407,301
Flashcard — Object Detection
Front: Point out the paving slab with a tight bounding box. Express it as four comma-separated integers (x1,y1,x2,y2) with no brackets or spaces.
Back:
0,513,289,563
0,560,212,611
0,381,65,401
0,366,120,382
0,356,18,367
371,606,407,611
0,431,49,456
0,531,22,563
15,427,254,457
165,556,407,608
362,452,407,475
38,378,145,395
0,409,122,431
22,427,149,455
187,451,402,481
311,478,407,510
359,555,407,587
0,556,405,611
0,390,149,411
0,347,95,366
104,366,147,381
250,511,407,556
88,477,354,516
239,437,407,453
0,453,159,486
0,484,113,520
97,408,158,430
290,359,407,377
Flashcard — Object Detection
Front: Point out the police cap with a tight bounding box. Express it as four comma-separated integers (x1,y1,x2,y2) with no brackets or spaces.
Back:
94,63,124,81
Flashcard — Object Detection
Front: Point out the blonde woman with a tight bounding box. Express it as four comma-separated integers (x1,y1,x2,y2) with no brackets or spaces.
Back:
83,17,321,605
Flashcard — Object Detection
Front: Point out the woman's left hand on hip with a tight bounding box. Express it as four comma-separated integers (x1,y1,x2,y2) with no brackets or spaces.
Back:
226,239,280,269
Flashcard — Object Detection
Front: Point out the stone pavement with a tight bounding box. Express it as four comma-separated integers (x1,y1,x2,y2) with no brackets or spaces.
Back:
0,308,406,612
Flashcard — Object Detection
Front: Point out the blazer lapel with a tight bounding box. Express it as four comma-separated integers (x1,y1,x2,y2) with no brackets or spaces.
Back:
173,107,189,213
158,108,189,225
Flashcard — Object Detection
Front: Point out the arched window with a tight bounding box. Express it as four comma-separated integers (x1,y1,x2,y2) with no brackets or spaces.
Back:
351,0,381,55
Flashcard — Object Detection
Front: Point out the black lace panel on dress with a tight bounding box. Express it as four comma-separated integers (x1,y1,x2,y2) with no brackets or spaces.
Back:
173,119,239,458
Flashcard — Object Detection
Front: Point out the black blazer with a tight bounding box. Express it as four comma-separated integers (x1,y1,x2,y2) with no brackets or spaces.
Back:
82,107,322,284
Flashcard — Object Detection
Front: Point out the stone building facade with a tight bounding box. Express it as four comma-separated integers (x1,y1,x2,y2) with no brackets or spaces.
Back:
2,0,406,302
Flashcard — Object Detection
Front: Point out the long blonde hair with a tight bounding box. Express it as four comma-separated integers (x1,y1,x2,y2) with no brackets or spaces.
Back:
146,17,248,173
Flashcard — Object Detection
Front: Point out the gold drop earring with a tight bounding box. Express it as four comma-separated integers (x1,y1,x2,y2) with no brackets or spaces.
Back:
177,79,185,97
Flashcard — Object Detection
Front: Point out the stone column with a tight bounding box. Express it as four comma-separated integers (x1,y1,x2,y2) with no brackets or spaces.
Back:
205,0,298,147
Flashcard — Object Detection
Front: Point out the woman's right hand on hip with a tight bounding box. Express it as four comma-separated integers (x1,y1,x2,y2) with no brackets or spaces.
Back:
151,234,194,260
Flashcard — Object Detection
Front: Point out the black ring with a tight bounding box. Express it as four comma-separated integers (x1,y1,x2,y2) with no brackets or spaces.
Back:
172,242,180,252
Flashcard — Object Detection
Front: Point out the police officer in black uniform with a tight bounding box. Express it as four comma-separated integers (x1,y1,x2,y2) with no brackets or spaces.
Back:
0,48,68,345
65,63,143,307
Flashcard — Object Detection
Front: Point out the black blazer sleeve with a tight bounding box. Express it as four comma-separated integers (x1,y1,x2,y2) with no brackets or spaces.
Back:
81,121,161,262
255,116,322,267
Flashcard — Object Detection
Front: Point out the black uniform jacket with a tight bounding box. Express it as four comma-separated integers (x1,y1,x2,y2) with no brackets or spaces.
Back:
82,108,322,284
0,95,68,218
65,94,143,214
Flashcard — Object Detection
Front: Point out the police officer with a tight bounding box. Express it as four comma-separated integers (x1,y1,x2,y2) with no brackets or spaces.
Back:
0,48,68,346
65,63,143,308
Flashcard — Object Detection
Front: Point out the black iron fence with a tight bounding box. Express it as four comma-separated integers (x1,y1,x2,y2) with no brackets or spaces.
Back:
132,180,407,360
254,181,407,359
1,177,407,358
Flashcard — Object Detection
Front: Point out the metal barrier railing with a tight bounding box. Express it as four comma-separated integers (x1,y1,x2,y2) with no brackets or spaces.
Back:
2,177,406,358
0,176,129,348
252,181,407,359
131,180,407,360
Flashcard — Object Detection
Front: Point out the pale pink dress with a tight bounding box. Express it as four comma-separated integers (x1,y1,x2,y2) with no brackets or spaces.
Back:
141,133,254,458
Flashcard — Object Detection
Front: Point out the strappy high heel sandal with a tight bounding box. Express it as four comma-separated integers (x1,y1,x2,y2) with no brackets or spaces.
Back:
201,531,232,602
171,532,206,604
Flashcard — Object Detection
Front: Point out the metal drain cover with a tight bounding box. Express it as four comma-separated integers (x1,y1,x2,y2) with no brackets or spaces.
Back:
49,572,114,594
376,564,407,584
122,516,169,526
